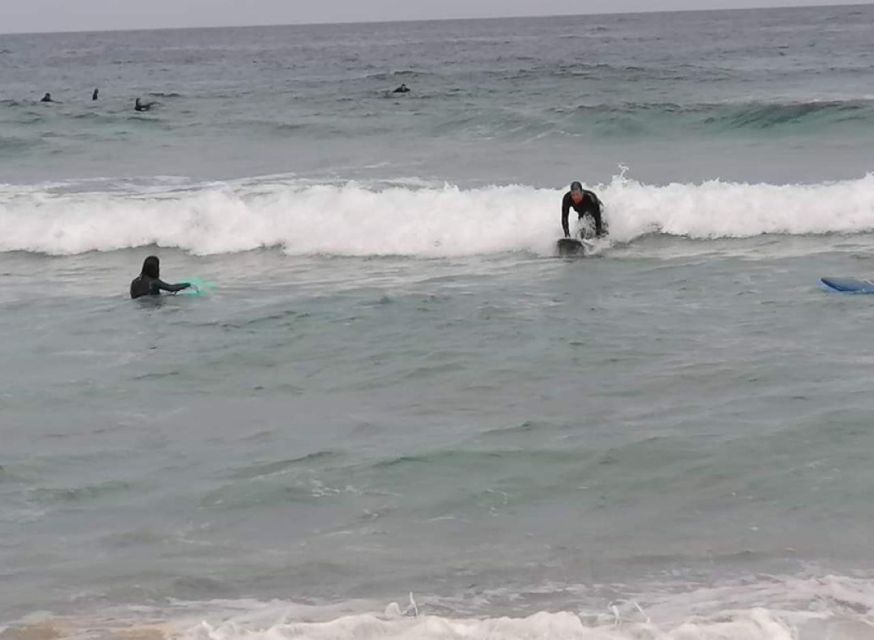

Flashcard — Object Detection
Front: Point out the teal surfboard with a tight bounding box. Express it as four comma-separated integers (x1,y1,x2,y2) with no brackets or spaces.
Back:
180,278,216,297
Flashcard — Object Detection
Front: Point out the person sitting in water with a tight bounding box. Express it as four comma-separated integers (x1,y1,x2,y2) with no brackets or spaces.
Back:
130,256,190,299
392,83,410,94
40,92,54,103
134,97,156,112
562,180,606,239
92,88,99,101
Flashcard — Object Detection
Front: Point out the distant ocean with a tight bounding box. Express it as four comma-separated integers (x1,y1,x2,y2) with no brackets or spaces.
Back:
2,6,874,639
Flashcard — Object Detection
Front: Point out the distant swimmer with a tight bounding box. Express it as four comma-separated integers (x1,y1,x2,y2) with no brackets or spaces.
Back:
40,93,54,103
130,256,190,299
562,181,606,239
392,83,410,94
134,97,156,112
92,88,99,101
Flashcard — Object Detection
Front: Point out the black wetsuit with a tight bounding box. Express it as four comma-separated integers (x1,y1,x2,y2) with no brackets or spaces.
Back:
130,275,190,299
561,190,604,238
135,99,155,112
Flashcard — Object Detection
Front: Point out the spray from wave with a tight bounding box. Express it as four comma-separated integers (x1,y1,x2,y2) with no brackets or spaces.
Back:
1,173,874,257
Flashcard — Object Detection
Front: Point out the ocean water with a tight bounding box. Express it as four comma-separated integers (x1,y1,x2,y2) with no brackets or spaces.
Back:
3,5,874,640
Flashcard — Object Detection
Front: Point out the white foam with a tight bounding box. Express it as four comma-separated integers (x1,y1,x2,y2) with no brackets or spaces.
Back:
602,173,874,242
190,609,805,640
179,575,874,640
10,576,874,640
2,174,874,257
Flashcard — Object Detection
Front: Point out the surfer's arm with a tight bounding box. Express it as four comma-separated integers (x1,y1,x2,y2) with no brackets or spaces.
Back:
561,193,571,237
592,202,604,237
586,192,605,237
156,280,190,293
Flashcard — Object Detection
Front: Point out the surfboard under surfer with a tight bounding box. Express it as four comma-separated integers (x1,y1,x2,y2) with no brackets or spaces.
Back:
130,256,190,299
562,181,605,239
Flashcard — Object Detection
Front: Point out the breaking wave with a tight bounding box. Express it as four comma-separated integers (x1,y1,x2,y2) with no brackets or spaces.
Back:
1,173,874,256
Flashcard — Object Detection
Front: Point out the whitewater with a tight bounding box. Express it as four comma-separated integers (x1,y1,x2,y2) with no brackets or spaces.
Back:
4,173,874,256
4,5,874,640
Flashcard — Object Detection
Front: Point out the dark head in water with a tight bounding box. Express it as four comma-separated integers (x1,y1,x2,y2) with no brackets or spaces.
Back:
141,255,160,278
392,83,410,94
130,255,190,299
92,88,99,101
134,97,154,112
40,93,53,103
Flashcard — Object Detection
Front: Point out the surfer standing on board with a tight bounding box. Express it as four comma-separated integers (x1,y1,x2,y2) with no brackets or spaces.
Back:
562,181,605,239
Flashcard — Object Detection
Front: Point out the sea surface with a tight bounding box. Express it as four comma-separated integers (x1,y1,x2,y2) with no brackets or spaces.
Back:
3,5,874,639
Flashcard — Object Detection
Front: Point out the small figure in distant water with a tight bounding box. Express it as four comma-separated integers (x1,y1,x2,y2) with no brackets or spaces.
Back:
92,88,99,101
134,97,156,112
40,93,54,103
130,256,190,299
392,83,410,94
562,181,606,239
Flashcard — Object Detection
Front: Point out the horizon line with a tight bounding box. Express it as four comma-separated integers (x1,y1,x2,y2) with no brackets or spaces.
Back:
0,1,868,37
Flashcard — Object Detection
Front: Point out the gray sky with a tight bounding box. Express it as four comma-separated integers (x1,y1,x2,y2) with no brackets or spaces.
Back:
1,0,870,34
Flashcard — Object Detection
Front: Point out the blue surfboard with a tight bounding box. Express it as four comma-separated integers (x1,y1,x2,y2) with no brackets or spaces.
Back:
820,277,874,294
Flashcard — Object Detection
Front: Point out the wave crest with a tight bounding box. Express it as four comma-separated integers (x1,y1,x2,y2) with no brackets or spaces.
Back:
2,174,874,256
